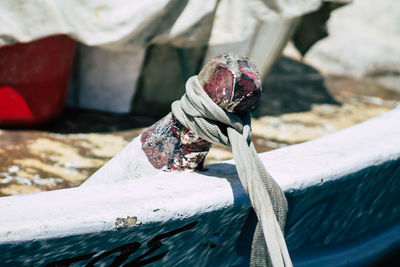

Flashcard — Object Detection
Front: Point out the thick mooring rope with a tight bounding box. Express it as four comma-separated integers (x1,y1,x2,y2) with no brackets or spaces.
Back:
172,76,292,267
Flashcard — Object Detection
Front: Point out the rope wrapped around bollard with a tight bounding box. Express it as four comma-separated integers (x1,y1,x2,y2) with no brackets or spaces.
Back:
172,76,292,267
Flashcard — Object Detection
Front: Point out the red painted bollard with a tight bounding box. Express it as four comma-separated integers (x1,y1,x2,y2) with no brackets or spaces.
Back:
84,54,261,185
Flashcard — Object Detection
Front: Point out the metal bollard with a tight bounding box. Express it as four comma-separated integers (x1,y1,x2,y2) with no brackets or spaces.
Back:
141,54,261,171
83,54,261,185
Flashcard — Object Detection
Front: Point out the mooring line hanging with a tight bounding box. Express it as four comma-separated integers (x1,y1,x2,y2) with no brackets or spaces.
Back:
172,76,292,267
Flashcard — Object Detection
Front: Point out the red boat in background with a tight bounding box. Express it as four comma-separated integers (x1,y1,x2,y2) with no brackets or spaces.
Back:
0,35,76,127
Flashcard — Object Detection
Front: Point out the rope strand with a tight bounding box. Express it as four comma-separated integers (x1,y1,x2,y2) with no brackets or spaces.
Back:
172,76,292,267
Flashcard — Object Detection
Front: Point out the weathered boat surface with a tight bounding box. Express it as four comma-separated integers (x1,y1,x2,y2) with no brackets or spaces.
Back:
0,109,399,266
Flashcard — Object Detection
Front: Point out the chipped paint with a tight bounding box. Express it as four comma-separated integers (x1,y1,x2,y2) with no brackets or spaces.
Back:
141,54,261,171
199,54,261,113
141,114,211,171
115,216,139,230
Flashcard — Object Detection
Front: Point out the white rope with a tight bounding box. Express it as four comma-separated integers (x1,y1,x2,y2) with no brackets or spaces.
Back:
172,76,292,267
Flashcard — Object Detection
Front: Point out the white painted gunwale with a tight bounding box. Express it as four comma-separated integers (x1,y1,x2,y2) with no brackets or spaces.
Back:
0,108,399,266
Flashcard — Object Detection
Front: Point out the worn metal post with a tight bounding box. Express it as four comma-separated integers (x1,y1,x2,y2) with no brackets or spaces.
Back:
141,54,261,171
83,54,261,185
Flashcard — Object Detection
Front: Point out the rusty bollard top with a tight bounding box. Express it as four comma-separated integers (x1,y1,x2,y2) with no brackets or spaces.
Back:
140,54,261,171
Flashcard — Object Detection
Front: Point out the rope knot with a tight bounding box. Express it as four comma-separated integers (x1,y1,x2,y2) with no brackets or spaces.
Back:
173,74,292,267
172,76,251,146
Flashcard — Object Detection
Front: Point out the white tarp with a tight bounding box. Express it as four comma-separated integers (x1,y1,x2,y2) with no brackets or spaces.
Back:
0,0,321,50
1,0,325,114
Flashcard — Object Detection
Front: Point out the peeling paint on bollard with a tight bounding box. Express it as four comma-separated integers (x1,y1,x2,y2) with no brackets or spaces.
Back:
199,54,261,113
141,54,262,171
141,114,211,171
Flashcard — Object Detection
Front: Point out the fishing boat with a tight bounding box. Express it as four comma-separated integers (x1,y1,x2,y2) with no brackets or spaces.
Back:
1,2,398,266
0,108,399,266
